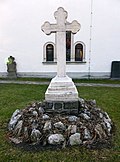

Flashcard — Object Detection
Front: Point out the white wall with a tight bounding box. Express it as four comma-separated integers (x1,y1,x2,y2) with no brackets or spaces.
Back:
0,0,120,78
91,0,120,73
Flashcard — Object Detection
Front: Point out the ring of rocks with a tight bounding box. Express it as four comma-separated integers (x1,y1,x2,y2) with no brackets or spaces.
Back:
7,98,114,151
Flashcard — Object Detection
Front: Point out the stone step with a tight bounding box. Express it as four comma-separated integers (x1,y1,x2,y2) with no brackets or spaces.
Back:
45,76,78,102
45,95,78,102
47,86,76,91
50,82,74,87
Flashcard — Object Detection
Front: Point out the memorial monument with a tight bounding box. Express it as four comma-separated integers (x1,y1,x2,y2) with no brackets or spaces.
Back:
7,7,114,150
7,56,17,79
41,7,80,109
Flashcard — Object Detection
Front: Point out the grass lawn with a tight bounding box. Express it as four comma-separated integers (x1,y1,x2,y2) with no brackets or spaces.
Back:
0,77,120,84
0,83,120,162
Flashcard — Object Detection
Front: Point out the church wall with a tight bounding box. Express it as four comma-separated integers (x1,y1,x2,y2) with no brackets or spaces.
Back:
91,0,120,74
0,0,120,78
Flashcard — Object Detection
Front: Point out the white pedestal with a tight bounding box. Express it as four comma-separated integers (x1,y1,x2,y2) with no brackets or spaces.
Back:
45,75,78,102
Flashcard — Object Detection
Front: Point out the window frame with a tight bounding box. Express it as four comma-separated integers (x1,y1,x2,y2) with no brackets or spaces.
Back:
43,42,56,63
42,40,86,64
73,41,86,62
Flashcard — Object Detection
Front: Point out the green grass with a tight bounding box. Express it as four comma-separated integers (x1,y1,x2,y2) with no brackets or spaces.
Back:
0,77,120,84
0,84,120,162
73,79,120,84
0,77,51,82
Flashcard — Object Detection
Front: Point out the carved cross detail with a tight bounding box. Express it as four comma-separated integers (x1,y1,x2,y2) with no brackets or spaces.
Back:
41,7,81,77
41,7,80,35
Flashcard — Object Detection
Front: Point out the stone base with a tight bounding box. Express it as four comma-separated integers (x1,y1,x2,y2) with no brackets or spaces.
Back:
45,75,78,102
7,72,17,79
8,99,113,150
44,100,79,115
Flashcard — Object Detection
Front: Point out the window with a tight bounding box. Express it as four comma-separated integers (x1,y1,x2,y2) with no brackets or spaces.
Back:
65,32,85,62
74,41,85,62
43,39,85,63
43,42,55,62
66,31,71,61
46,44,54,61
75,43,83,61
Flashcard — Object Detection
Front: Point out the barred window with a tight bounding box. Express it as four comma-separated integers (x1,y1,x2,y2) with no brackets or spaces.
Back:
43,42,55,62
43,38,86,63
46,44,54,61
75,43,83,61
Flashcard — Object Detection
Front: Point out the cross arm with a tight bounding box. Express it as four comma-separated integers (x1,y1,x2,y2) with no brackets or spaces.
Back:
41,21,57,35
66,20,81,34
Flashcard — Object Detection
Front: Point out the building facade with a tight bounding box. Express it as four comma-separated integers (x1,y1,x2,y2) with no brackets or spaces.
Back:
0,0,120,78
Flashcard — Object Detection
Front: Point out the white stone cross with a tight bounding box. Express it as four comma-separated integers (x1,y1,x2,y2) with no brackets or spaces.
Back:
41,7,80,77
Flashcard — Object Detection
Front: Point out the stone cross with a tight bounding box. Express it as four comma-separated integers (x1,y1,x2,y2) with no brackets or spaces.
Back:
41,7,80,77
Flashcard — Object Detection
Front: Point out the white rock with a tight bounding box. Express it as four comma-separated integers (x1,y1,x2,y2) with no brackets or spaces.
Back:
14,120,23,136
79,98,85,106
104,112,112,123
106,122,112,133
9,137,22,144
43,121,52,130
11,109,20,118
91,99,96,105
48,134,64,145
54,121,65,130
24,127,29,139
103,117,112,133
99,113,103,119
31,128,41,142
67,125,77,134
39,107,44,114
81,113,90,120
68,116,78,122
69,133,82,146
42,114,50,120
29,107,35,112
32,111,38,117
84,128,91,139
31,120,38,129
8,114,22,131
95,124,106,138
32,103,36,107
